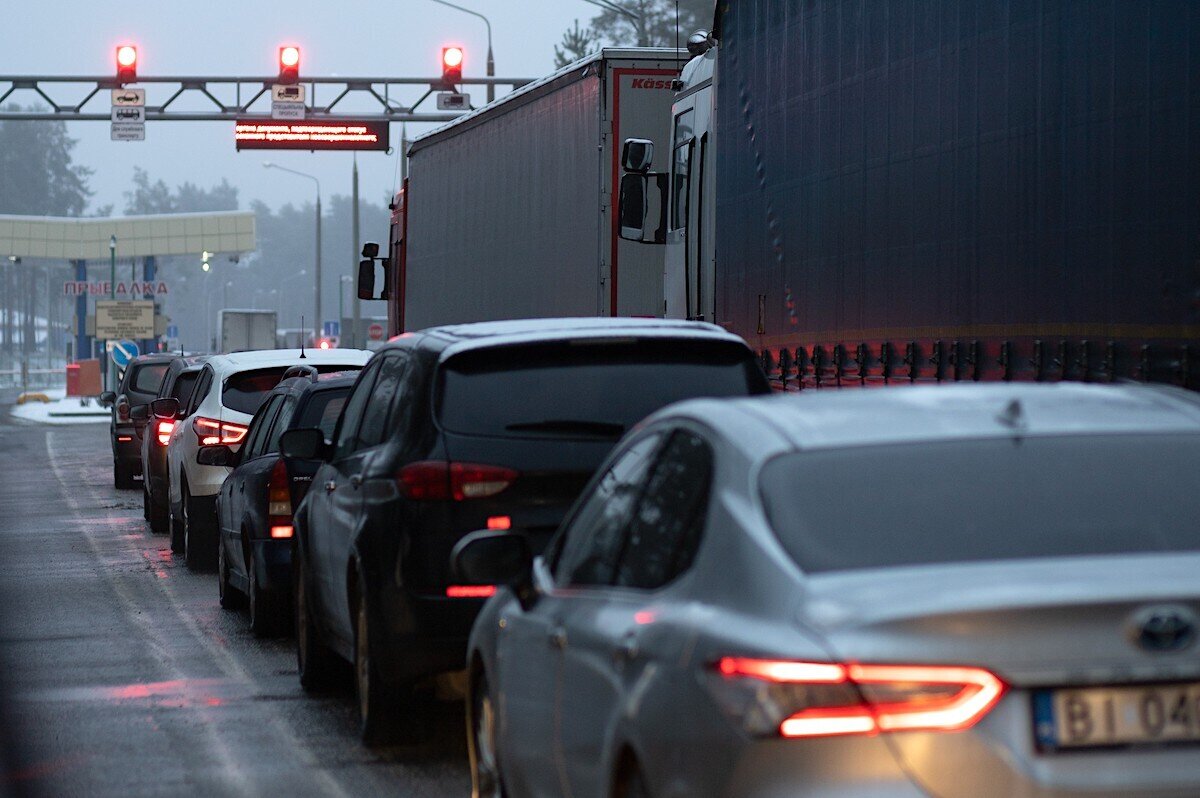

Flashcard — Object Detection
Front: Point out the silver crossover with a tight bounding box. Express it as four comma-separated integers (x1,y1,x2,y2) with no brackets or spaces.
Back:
457,383,1200,798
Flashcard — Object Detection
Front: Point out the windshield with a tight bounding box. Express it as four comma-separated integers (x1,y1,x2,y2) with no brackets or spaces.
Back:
760,434,1200,573
437,340,767,438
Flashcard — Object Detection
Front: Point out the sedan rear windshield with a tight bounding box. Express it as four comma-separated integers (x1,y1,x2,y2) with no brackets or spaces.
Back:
130,363,169,394
222,365,357,415
438,340,767,438
759,434,1200,573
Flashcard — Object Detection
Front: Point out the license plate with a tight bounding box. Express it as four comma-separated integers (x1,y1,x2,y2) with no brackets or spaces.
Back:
1034,683,1200,750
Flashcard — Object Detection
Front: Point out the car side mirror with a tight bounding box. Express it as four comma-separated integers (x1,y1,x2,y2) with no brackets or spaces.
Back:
451,529,533,591
98,391,116,407
196,445,235,468
129,404,149,421
621,138,654,172
279,427,328,461
357,259,376,300
151,398,180,419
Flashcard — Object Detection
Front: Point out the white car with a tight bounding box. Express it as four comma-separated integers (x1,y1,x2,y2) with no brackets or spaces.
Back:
166,348,371,569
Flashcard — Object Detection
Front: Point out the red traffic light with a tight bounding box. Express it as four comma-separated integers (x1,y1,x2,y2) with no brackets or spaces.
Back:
278,45,300,84
116,45,137,84
441,46,463,86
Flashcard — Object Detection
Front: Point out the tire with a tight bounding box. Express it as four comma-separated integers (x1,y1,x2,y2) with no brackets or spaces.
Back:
354,580,405,746
183,486,215,571
218,538,244,609
148,485,169,534
470,671,508,798
142,481,151,520
248,548,282,637
114,460,135,490
295,545,337,692
170,505,185,553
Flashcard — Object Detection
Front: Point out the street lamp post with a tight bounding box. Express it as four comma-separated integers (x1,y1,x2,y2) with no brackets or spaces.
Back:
428,0,495,103
263,162,322,345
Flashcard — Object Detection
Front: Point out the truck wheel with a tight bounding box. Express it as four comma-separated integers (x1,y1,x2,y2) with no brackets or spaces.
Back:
295,545,336,692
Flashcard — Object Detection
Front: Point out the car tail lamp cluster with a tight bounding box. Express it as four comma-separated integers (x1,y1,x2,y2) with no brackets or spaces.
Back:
156,420,174,446
192,417,249,447
267,459,293,539
709,657,1005,738
397,461,517,501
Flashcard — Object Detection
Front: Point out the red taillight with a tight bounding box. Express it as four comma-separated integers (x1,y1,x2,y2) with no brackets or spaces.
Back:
397,461,517,501
486,515,511,530
117,435,133,442
446,585,496,599
712,657,1005,738
156,420,174,446
192,417,248,447
267,459,292,527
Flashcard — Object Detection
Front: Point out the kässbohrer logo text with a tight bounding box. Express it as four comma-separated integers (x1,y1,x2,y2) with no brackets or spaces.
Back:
630,78,672,89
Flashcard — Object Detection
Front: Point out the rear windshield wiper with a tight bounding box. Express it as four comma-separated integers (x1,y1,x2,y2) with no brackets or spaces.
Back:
505,419,626,438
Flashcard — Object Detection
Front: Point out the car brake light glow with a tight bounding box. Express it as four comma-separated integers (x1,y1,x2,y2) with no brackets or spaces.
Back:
712,657,1005,738
397,461,518,501
446,585,496,598
156,420,174,446
486,515,511,530
117,435,133,442
192,417,248,447
270,525,294,539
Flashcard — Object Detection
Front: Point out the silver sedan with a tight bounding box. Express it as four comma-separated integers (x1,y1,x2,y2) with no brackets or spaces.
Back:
455,383,1200,798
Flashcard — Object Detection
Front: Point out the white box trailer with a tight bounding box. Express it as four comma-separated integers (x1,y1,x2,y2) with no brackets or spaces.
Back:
381,48,685,333
217,309,277,353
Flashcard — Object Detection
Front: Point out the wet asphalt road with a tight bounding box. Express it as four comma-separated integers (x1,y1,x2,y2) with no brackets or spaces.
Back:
0,415,470,797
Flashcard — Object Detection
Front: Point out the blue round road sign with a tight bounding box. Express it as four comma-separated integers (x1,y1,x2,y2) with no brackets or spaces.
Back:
111,340,140,368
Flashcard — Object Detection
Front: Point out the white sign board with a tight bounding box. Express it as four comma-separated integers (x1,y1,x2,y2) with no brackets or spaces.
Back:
95,300,155,339
111,88,146,106
111,123,146,141
271,102,306,120
437,92,470,111
112,106,146,123
272,84,305,103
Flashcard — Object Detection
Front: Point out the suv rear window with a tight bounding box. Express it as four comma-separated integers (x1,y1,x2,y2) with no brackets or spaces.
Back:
759,435,1200,573
298,388,351,438
172,372,199,407
221,365,358,415
130,363,169,393
438,340,767,438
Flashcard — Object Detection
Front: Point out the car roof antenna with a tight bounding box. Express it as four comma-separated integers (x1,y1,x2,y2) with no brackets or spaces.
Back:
299,315,307,359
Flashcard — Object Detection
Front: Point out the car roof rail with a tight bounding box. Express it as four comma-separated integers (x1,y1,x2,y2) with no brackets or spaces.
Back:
282,364,319,381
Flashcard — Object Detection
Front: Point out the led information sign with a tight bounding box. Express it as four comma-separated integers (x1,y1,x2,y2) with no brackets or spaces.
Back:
234,119,389,151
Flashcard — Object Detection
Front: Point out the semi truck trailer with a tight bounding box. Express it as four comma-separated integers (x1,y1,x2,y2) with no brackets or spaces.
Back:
620,0,1200,389
366,48,686,335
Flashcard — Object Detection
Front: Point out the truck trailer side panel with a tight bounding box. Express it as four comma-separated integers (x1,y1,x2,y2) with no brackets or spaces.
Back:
715,1,1200,386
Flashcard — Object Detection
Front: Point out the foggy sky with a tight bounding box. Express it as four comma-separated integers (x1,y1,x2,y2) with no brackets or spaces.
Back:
2,0,595,214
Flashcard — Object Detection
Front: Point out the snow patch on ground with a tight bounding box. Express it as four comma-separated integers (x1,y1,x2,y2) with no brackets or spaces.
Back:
10,388,110,425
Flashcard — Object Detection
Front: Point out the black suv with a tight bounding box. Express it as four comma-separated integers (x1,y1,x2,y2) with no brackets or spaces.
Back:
141,356,208,533
281,318,769,743
101,353,176,489
212,370,357,635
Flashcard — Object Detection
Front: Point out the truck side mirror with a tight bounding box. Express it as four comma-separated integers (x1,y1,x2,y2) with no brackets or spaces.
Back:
357,259,376,300
618,173,667,244
378,258,391,300
622,138,654,173
361,241,380,259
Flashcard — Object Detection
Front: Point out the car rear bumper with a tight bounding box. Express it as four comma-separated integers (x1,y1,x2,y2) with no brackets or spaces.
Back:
113,429,144,472
373,585,486,683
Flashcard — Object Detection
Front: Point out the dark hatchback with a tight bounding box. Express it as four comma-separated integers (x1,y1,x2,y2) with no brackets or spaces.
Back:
101,353,176,488
141,356,208,532
212,371,356,635
281,318,769,743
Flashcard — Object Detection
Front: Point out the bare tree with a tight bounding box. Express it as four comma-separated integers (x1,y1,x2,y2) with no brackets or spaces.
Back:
587,0,712,49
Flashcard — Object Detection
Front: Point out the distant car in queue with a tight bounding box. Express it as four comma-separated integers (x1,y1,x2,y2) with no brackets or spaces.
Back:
161,348,371,571
142,356,208,532
456,383,1200,798
212,370,356,635
100,353,175,489
280,318,770,744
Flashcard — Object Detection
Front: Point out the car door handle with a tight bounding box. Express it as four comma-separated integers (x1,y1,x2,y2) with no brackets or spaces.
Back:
548,627,567,650
349,474,363,488
324,480,337,493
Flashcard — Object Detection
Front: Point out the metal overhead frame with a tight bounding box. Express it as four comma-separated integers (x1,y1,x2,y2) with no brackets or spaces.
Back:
0,74,535,122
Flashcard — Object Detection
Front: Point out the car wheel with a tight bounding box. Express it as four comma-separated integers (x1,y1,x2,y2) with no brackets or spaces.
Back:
248,548,281,637
471,671,508,798
148,485,169,534
355,584,404,746
142,480,151,520
295,545,336,692
183,486,214,571
114,460,135,490
218,538,244,610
